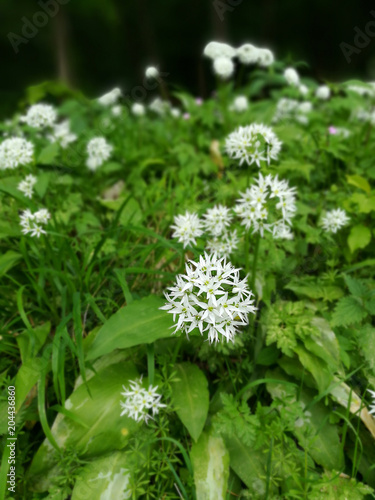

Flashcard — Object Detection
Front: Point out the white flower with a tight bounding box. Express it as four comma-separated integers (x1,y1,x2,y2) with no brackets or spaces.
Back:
98,88,122,106
160,253,257,343
20,208,50,237
273,99,312,125
203,41,236,60
367,389,375,415
315,85,331,100
120,377,165,424
256,48,274,67
236,43,259,65
206,230,239,259
225,124,282,167
149,98,170,116
234,173,297,236
131,103,146,116
48,120,77,149
230,95,249,113
170,107,181,118
321,208,350,234
284,67,300,87
213,56,235,80
86,137,113,171
203,204,233,237
346,84,374,97
299,84,309,96
111,105,122,116
145,66,159,79
18,174,37,199
20,104,57,128
171,211,203,248
0,138,34,169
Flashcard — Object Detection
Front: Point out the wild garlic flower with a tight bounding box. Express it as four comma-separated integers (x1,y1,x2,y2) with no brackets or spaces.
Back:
171,108,181,118
315,85,331,100
256,48,274,67
145,66,159,79
131,103,146,116
321,208,350,234
236,43,259,65
273,98,312,125
206,230,239,259
203,41,236,60
213,56,235,80
234,173,297,237
367,389,375,415
351,107,375,125
299,84,309,96
111,105,122,117
48,120,77,149
160,253,256,343
229,95,249,113
20,104,57,128
86,137,113,171
120,377,165,424
149,97,170,116
171,211,203,248
284,67,300,87
203,204,233,237
17,174,37,199
20,208,51,237
225,124,282,167
97,88,122,106
0,137,34,169
346,84,374,97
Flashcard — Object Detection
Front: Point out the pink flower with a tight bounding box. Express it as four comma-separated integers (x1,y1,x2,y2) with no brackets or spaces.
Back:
183,113,191,120
328,126,337,135
195,97,203,106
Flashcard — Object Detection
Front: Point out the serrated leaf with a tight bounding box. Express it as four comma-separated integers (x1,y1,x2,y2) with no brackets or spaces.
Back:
331,296,367,327
344,275,368,297
348,225,372,253
171,363,209,442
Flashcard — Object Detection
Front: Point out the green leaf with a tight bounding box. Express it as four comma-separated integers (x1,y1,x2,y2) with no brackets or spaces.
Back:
85,295,174,361
190,429,229,500
37,142,59,165
357,325,375,374
171,363,209,442
294,345,333,392
346,174,371,194
348,224,372,253
331,296,368,327
0,250,21,277
344,275,368,297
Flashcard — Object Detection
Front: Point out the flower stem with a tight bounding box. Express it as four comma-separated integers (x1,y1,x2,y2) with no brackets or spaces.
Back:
147,343,155,386
250,233,260,292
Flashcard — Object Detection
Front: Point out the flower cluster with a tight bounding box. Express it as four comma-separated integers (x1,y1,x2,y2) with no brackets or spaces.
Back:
315,85,331,100
171,211,203,248
19,208,51,238
161,253,257,343
97,87,122,106
225,124,282,167
86,137,113,171
20,104,57,128
321,208,350,234
328,126,350,138
273,98,312,125
229,95,249,113
284,67,300,87
18,174,37,199
48,120,77,149
0,137,34,169
132,103,146,116
234,173,297,237
120,377,165,423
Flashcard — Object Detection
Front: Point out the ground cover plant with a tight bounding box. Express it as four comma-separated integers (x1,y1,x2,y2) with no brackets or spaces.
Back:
1,41,375,499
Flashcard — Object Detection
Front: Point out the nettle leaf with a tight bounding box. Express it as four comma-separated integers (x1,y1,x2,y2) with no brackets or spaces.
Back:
171,363,209,442
190,429,230,500
348,224,372,253
357,325,375,374
331,296,368,327
344,275,368,298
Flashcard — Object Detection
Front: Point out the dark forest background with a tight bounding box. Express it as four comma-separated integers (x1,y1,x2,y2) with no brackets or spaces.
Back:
1,0,375,117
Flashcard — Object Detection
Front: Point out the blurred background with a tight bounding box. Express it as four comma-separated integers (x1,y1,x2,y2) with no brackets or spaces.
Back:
1,0,375,117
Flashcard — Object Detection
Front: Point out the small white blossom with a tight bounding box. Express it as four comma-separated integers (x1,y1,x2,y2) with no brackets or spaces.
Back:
206,230,239,259
236,43,259,65
203,41,236,60
273,98,312,125
20,208,51,237
120,377,165,424
299,84,309,96
315,85,331,100
111,105,122,117
48,120,77,149
213,56,235,80
170,107,181,118
171,211,203,248
0,138,34,169
149,98,170,116
20,104,57,128
86,137,113,171
284,67,300,87
131,103,146,116
161,253,257,343
145,66,159,79
203,204,233,237
18,174,37,199
225,124,282,167
98,88,122,106
321,208,350,233
230,95,249,113
256,48,274,67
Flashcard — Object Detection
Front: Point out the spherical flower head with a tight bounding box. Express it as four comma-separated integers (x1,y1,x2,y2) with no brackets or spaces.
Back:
149,98,170,116
171,211,203,248
18,174,37,199
230,95,249,113
225,124,282,167
234,173,297,237
49,120,77,149
97,88,122,106
236,43,259,65
195,97,203,106
131,103,146,116
160,253,257,343
120,377,165,423
328,126,337,135
316,85,330,100
206,230,239,259
299,84,309,96
256,48,274,67
321,208,350,234
86,137,113,171
170,108,181,118
203,204,233,237
0,137,34,170
213,57,235,80
145,66,160,79
111,105,122,116
20,207,50,237
273,99,312,125
284,67,300,87
203,41,236,60
21,104,57,128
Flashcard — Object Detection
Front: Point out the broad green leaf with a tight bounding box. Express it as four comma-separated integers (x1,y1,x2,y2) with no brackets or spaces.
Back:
86,295,174,361
349,193,375,213
171,363,209,442
305,317,341,372
348,224,371,253
294,345,333,392
331,296,367,327
190,430,229,500
347,174,371,194
16,322,51,363
72,451,131,500
15,356,48,411
0,250,21,277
